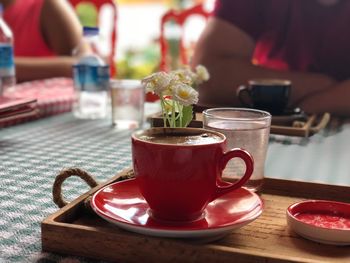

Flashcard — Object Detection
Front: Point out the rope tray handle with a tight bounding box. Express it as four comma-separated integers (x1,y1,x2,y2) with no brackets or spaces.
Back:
53,167,99,208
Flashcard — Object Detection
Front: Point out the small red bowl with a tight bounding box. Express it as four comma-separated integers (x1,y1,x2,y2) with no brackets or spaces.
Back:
286,200,350,245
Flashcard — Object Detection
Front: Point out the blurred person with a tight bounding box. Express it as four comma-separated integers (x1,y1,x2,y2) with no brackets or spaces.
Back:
192,0,350,116
2,0,86,83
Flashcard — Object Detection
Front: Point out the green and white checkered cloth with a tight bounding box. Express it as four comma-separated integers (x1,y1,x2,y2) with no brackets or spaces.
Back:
0,113,133,262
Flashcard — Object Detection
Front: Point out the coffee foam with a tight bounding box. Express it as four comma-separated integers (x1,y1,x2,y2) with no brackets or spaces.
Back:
136,130,223,145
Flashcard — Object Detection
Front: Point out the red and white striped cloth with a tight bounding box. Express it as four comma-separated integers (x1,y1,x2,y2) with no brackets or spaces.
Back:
1,77,75,127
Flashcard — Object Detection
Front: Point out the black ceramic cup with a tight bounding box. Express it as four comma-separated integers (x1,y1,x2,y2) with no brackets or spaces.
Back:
237,79,291,115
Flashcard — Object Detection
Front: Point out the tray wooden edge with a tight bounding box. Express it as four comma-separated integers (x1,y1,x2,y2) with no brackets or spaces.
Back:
41,223,316,263
263,177,350,202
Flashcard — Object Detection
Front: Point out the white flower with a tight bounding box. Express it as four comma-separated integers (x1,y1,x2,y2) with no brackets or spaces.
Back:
142,66,208,127
141,72,172,96
172,83,199,106
170,68,195,85
194,65,210,84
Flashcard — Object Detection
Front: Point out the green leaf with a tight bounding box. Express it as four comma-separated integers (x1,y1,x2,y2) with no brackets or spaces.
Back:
181,105,193,127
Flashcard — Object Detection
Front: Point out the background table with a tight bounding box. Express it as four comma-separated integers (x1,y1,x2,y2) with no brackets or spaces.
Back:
0,113,349,262
268,118,349,186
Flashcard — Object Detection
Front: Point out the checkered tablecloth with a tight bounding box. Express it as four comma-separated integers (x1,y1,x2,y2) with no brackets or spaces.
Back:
0,113,134,262
0,113,349,262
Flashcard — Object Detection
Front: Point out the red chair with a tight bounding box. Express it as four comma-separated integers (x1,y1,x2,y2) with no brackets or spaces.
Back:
159,4,211,72
68,0,118,77
145,3,211,102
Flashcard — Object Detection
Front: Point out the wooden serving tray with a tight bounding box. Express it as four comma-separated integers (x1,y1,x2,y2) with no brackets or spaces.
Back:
150,112,331,137
42,169,350,263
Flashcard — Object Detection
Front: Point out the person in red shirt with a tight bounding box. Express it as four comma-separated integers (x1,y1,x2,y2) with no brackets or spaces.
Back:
192,0,350,116
2,0,86,82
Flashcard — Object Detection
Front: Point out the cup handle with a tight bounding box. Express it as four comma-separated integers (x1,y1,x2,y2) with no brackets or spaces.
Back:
214,148,254,199
236,85,253,107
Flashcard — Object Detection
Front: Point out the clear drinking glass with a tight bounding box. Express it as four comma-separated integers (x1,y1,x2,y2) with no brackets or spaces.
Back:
202,108,271,192
110,79,145,129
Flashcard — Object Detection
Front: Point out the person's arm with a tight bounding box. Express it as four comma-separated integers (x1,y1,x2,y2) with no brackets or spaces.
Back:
191,17,336,108
15,57,77,82
15,0,85,82
299,80,350,116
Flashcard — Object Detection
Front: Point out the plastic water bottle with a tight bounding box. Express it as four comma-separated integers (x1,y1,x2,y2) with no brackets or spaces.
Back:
73,27,110,119
0,4,15,95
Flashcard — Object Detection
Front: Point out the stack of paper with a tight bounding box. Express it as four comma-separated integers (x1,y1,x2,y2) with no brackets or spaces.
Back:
0,97,38,127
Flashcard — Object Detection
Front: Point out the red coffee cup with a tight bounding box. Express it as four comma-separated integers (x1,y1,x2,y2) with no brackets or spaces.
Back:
131,127,254,222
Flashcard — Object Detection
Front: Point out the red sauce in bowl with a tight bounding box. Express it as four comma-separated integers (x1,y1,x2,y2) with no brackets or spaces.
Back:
295,212,350,230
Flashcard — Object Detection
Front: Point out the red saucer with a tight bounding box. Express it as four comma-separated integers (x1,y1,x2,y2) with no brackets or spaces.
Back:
91,178,263,239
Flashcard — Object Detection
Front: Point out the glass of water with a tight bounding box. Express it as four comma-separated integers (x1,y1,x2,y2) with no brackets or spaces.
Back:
110,79,145,129
202,108,271,192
